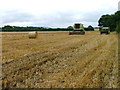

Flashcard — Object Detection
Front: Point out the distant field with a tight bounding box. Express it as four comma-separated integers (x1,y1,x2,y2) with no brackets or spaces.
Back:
2,30,119,88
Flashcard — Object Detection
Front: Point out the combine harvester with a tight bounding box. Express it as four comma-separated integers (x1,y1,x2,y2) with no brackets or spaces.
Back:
69,23,85,35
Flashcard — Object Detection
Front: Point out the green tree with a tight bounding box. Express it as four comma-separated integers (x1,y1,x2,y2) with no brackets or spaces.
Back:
114,11,120,25
98,11,120,32
98,14,115,31
87,25,94,31
67,26,73,30
98,14,114,27
2,25,13,31
116,22,120,33
2,25,13,29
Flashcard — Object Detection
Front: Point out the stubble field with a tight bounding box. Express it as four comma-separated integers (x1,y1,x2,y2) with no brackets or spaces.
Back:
2,30,119,88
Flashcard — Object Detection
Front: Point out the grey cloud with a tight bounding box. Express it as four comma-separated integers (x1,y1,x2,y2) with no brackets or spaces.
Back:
2,10,34,24
2,8,115,27
32,11,101,27
32,11,83,27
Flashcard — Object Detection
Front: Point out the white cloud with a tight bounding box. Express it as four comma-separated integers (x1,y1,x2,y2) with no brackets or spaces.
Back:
1,0,120,27
4,22,33,27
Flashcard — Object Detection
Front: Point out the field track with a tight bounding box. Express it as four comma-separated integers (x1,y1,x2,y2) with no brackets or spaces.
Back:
2,30,119,88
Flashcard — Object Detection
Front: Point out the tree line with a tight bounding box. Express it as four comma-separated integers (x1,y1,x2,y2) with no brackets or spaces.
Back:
98,11,120,33
1,25,70,31
1,25,94,32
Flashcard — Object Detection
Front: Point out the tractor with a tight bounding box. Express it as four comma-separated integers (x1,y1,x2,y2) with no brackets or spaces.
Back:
100,27,110,34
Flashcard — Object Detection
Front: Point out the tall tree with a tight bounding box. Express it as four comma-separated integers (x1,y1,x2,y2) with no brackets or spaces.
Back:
87,25,94,31
67,26,73,30
98,11,120,32
116,22,120,33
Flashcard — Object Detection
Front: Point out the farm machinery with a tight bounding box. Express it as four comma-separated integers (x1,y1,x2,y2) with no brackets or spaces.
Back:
99,27,110,34
69,23,85,35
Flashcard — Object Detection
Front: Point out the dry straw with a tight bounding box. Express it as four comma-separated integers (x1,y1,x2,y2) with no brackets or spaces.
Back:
28,31,38,39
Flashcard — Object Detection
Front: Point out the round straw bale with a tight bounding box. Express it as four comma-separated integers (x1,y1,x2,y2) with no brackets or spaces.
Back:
28,31,37,39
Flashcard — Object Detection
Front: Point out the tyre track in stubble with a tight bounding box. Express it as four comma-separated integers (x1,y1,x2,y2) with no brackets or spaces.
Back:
2,32,118,88
2,35,98,87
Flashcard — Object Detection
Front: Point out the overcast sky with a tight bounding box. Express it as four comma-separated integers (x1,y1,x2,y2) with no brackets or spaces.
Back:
1,0,120,28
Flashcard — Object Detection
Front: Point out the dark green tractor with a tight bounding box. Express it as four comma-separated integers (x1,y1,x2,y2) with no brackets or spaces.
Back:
100,27,110,34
